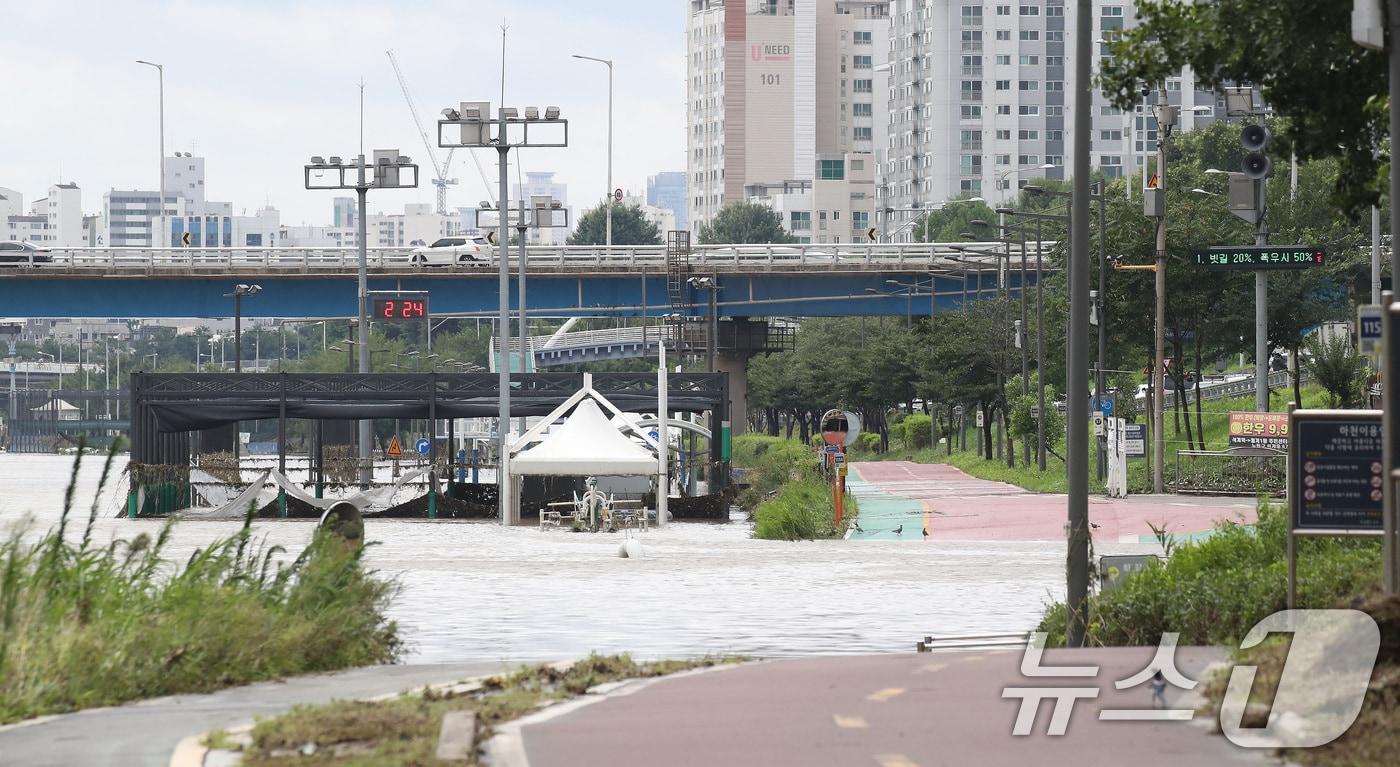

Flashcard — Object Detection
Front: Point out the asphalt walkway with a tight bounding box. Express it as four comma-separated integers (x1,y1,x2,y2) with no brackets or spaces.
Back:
515,648,1271,767
848,461,1256,542
0,662,506,767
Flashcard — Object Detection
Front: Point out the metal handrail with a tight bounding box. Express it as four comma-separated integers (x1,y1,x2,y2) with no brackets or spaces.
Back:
916,630,1032,652
24,241,1059,273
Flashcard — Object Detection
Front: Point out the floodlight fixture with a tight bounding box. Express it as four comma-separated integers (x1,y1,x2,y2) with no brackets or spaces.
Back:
525,107,539,120
310,156,326,165
442,108,460,120
328,156,343,166
545,106,560,119
500,107,518,119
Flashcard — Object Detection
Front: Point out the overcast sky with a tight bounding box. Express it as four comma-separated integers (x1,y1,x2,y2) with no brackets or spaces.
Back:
0,0,686,225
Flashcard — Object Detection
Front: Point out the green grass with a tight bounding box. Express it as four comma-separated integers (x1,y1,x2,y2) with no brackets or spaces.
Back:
233,654,745,767
0,442,401,724
858,385,1329,494
751,478,857,541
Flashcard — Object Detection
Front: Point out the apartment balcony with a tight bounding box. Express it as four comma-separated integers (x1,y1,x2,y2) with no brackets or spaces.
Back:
960,141,983,152
961,66,982,76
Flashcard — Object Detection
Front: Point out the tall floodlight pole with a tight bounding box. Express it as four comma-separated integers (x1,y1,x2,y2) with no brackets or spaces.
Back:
496,109,512,521
356,156,372,484
136,60,165,248
304,152,418,486
572,54,614,251
440,102,568,525
1066,0,1092,649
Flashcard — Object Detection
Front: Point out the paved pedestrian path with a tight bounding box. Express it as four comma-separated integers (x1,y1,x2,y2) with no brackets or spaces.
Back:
512,648,1271,767
0,663,506,767
848,461,1256,542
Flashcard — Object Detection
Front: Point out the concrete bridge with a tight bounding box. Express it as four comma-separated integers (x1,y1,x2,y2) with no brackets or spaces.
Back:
0,242,1049,319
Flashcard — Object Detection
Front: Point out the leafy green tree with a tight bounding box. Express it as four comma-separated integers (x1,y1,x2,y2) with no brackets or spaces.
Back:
697,201,797,244
1304,333,1367,408
912,196,998,242
1100,0,1386,213
567,204,662,246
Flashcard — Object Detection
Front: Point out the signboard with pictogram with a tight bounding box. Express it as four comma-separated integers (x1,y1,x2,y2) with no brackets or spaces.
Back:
387,434,403,457
1291,411,1383,531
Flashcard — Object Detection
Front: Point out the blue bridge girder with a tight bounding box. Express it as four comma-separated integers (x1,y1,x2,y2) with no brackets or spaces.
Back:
0,243,1050,319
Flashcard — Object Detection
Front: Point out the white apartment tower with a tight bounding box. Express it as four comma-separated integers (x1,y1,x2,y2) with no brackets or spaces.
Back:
880,0,1223,240
687,0,891,243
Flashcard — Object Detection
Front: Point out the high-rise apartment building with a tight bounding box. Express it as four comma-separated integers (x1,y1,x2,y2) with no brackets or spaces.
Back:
880,0,1223,240
687,0,891,243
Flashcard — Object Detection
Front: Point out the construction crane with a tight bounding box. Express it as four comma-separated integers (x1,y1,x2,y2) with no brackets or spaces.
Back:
386,49,457,215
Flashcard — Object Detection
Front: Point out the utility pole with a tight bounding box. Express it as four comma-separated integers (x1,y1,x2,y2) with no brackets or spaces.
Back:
1151,89,1175,495
1066,0,1092,648
1387,0,1400,593
1095,181,1107,480
1254,179,1270,412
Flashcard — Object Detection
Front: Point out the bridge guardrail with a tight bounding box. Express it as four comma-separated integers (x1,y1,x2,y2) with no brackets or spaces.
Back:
22,242,1057,273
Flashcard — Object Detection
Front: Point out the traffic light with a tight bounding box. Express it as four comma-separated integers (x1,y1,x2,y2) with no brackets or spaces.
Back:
1241,123,1272,180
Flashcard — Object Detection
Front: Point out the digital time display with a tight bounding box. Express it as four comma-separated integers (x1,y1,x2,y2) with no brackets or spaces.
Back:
1190,246,1325,271
373,298,428,320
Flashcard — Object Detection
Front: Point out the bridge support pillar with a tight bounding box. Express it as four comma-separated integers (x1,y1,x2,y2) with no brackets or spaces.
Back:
715,350,751,438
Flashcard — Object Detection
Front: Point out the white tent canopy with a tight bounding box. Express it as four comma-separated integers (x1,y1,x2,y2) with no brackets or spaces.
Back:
513,399,657,476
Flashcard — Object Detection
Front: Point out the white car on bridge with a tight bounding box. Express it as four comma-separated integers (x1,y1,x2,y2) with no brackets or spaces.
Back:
409,236,489,266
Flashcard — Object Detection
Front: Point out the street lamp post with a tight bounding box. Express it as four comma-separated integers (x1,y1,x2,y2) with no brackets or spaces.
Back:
1022,182,1106,476
439,101,567,525
136,60,165,248
305,152,420,485
573,54,613,251
224,284,261,373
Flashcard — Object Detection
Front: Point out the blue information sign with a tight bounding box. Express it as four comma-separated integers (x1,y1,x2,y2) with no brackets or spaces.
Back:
416,438,431,455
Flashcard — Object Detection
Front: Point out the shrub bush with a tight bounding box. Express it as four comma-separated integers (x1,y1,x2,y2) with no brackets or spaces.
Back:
1037,503,1380,646
900,413,933,449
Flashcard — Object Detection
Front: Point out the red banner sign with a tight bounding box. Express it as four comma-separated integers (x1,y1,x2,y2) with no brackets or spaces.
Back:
1228,411,1290,452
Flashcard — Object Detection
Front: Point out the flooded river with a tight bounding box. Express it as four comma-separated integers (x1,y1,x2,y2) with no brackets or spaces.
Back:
0,453,1067,663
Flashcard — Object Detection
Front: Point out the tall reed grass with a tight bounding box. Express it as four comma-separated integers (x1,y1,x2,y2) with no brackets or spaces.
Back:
0,440,401,724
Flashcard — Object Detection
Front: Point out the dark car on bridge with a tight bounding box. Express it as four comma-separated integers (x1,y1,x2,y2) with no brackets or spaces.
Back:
0,241,52,267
